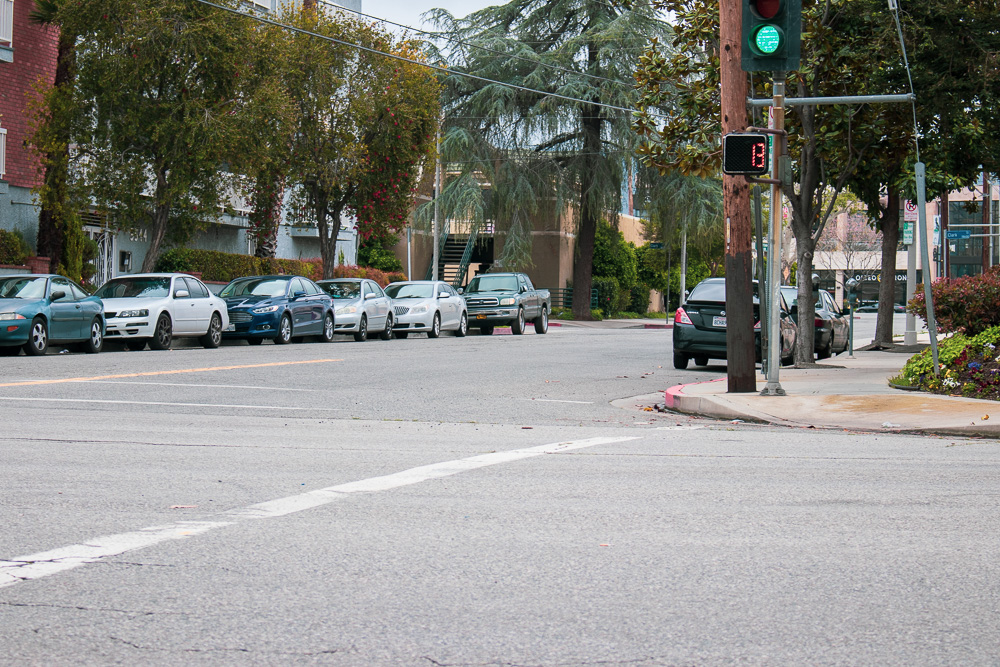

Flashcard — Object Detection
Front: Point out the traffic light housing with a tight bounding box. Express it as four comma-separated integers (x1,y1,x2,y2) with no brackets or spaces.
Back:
722,133,770,176
741,0,802,72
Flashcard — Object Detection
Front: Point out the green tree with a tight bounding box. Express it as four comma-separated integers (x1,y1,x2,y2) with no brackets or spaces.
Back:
592,220,638,293
47,0,267,272
282,8,438,278
426,0,671,318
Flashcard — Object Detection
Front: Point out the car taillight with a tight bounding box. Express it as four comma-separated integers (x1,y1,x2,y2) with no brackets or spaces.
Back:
674,307,693,325
815,318,825,328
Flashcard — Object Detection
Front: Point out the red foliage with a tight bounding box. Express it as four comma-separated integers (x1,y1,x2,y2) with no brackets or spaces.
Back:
908,266,1000,335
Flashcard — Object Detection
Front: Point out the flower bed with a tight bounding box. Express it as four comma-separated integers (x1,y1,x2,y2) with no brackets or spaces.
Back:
893,326,1000,399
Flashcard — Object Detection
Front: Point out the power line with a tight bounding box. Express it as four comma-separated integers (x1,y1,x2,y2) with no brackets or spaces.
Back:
192,0,666,119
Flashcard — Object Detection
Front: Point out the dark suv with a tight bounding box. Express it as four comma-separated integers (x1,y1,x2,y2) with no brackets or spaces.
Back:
671,278,797,369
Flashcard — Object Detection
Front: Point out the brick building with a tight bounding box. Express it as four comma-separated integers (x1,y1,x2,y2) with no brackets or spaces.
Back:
0,0,59,251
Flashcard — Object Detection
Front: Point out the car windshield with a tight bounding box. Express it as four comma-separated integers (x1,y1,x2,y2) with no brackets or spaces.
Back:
0,277,48,299
385,284,433,299
95,277,171,299
221,278,289,298
466,275,517,293
321,282,360,299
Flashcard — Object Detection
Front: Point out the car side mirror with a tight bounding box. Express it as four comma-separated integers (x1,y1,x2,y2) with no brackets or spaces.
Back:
457,287,464,295
364,293,376,300
174,289,190,298
50,290,66,301
438,291,449,299
293,290,306,299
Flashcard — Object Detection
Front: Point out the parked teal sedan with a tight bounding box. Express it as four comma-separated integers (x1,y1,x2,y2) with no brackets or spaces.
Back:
0,274,105,356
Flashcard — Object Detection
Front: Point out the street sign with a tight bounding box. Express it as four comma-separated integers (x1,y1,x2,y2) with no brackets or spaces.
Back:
722,133,770,175
946,229,971,240
902,221,913,245
649,242,664,249
903,200,918,222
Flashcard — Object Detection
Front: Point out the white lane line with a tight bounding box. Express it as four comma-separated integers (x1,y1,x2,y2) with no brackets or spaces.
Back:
71,381,313,392
0,436,638,588
0,397,340,411
525,398,595,404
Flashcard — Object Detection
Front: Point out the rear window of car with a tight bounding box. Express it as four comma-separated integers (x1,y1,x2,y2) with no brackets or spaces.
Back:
688,281,763,303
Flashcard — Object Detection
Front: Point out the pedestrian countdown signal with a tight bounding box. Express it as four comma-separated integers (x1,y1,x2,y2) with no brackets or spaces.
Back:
722,133,770,176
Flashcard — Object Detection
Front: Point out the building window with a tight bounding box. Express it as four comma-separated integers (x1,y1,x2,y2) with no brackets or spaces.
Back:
0,0,12,45
0,127,6,179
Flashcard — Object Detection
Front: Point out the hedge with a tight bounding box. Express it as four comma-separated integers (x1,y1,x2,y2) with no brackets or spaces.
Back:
0,229,30,266
908,267,1000,336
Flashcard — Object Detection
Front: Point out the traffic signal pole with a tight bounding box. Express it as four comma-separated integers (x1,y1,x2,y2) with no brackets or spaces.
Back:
761,73,786,396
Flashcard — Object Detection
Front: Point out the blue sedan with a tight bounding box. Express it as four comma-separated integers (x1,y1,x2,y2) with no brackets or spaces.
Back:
0,274,105,356
219,275,335,345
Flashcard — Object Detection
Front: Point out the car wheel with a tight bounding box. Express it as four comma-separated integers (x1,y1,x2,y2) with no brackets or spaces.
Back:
533,308,548,334
817,341,832,360
81,317,104,354
479,324,494,336
353,315,368,342
455,312,468,337
23,317,48,356
247,338,263,345
379,313,393,340
693,355,708,367
427,313,441,339
200,313,223,349
320,312,335,342
673,352,689,370
275,314,293,345
126,339,148,352
394,331,409,339
149,313,173,350
511,308,525,335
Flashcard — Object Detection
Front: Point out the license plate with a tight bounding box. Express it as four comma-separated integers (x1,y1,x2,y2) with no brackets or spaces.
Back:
224,324,235,332
476,314,487,319
712,316,727,328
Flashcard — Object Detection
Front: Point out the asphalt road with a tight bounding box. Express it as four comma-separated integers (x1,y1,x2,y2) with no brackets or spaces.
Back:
2,324,998,666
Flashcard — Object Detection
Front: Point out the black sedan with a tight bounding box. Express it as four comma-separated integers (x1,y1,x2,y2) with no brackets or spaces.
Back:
219,275,335,344
780,286,849,359
672,278,796,369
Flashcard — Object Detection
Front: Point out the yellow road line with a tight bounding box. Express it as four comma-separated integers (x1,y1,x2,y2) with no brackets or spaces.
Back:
0,359,342,388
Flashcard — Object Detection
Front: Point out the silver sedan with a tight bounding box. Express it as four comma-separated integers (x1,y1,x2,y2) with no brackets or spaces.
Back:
384,281,468,339
317,278,393,341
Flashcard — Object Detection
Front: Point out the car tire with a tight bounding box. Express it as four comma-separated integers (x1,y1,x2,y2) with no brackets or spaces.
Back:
455,312,468,337
320,312,335,343
817,341,832,360
247,338,264,345
673,352,689,370
693,355,708,367
394,331,409,339
126,339,148,352
427,313,441,339
479,324,494,336
200,313,223,349
511,308,525,335
533,308,548,334
81,317,104,354
275,314,293,344
379,313,393,340
149,313,173,350
23,317,48,356
354,315,368,342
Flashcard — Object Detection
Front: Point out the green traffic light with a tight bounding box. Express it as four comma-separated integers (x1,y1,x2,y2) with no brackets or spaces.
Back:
754,25,781,54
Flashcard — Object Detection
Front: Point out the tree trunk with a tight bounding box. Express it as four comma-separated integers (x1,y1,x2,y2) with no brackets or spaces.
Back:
249,167,285,259
874,191,900,348
794,238,816,366
571,106,602,320
315,190,339,280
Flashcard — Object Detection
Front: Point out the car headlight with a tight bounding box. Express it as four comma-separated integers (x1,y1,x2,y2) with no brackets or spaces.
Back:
409,305,428,315
499,298,515,306
252,305,281,314
336,305,357,315
0,312,26,321
115,309,148,318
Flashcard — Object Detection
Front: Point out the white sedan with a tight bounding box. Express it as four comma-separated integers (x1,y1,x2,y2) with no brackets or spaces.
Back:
384,280,468,339
94,273,229,351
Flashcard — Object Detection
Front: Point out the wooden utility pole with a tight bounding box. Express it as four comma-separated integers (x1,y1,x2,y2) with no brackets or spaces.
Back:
720,0,756,392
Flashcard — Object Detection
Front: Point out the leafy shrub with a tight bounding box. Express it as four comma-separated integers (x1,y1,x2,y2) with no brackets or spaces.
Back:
908,267,1000,336
0,229,31,266
357,238,403,273
155,248,321,282
591,276,623,317
895,326,1000,400
592,221,638,294
330,264,406,287
627,283,650,314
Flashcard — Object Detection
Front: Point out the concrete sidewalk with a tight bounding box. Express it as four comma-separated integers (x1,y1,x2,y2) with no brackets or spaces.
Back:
664,350,1000,438
551,318,671,329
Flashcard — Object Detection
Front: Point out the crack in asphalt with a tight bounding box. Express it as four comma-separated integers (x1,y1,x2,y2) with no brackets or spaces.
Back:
0,601,166,616
422,656,679,667
110,636,347,656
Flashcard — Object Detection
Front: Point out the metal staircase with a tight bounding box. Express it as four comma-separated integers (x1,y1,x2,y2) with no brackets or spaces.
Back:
425,223,480,288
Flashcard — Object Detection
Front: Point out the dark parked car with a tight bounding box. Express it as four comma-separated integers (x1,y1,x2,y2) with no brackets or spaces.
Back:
0,274,104,356
780,286,849,359
672,278,796,370
220,275,335,345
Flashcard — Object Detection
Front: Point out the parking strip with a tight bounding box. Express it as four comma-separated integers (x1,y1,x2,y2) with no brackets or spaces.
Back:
0,436,638,589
